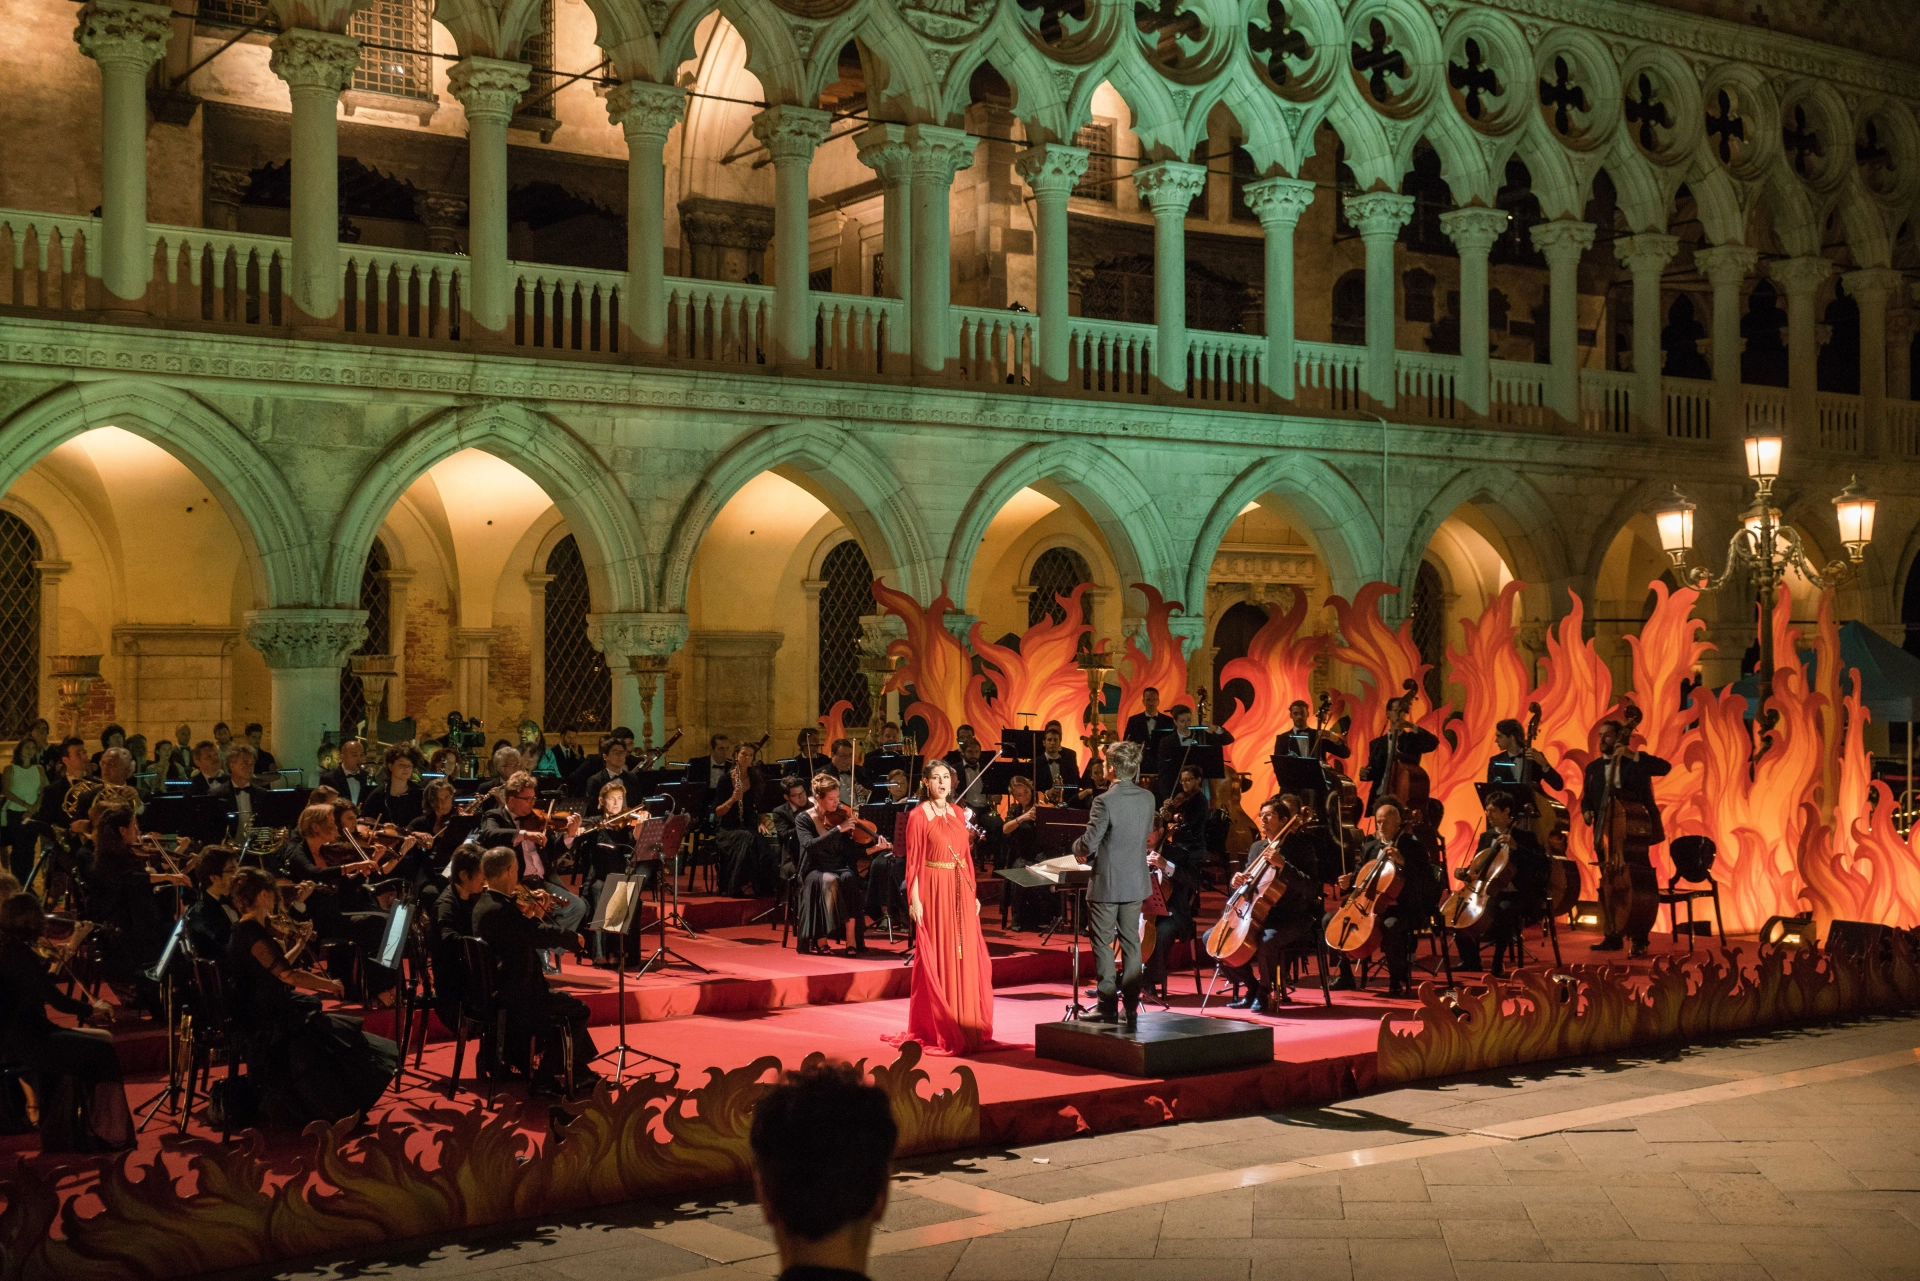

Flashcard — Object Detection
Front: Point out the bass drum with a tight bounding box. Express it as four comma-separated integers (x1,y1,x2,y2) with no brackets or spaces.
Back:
1545,855,1581,918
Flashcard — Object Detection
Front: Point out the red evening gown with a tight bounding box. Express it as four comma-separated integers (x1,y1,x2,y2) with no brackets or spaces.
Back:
894,803,995,1055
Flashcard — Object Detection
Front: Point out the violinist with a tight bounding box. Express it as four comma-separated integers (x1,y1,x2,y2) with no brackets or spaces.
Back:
83,804,188,1006
426,746,463,781
769,776,810,891
792,728,833,781
429,845,486,1035
579,780,642,965
1143,764,1210,996
995,776,1048,931
1452,793,1546,977
468,745,522,817
794,773,872,955
183,846,241,960
207,743,271,834
474,770,588,966
1487,719,1564,790
407,778,464,871
470,847,600,1098
363,744,425,830
1347,799,1440,998
826,738,867,805
1580,719,1671,956
713,742,777,898
273,804,395,975
1280,699,1349,762
1077,755,1112,803
1360,697,1440,814
1221,795,1321,1013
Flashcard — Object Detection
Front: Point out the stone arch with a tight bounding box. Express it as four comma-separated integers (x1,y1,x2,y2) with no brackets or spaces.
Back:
945,439,1179,609
0,379,316,607
659,419,934,611
326,402,647,614
1397,465,1573,615
1186,456,1379,607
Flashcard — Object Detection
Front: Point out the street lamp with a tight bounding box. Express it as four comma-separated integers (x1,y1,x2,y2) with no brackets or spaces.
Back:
1653,436,1874,753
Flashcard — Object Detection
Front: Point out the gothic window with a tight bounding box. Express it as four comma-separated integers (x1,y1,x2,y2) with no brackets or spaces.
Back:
195,1,272,27
339,541,391,735
543,535,611,736
516,0,560,127
1818,286,1861,394
1741,281,1789,387
1411,560,1446,707
0,512,39,739
1403,268,1435,323
1399,144,1453,254
1211,600,1270,720
1331,271,1367,346
349,1,433,101
1073,122,1115,202
818,540,874,725
1490,158,1545,268
1661,295,1711,380
1028,547,1093,628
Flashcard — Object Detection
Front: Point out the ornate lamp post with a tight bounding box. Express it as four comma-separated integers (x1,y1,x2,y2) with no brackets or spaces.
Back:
1076,640,1114,756
349,653,398,740
1654,431,1875,746
49,654,103,739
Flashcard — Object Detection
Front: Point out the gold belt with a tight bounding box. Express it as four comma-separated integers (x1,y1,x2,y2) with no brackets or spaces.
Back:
925,860,956,869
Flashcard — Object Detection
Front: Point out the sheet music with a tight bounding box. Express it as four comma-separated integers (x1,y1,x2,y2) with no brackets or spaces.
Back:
603,878,640,933
1029,853,1089,883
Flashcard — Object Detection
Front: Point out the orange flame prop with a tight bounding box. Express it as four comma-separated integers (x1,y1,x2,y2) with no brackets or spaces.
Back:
1115,584,1192,728
1219,590,1328,821
817,699,852,747
965,583,1096,748
871,579,971,759
1326,582,1427,755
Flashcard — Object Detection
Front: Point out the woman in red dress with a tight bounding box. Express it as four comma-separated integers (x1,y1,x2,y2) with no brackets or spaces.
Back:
898,760,995,1054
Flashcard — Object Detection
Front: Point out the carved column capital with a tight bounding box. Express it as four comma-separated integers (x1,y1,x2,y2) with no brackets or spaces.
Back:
1768,254,1834,298
905,123,976,184
269,28,360,94
856,122,914,183
1132,159,1208,217
74,0,173,72
587,612,689,660
1696,244,1760,289
448,57,530,126
1242,175,1316,229
1845,266,1904,306
243,608,369,670
1528,218,1597,264
1343,191,1416,240
1438,205,1509,253
1015,143,1090,198
605,80,686,144
1614,232,1681,277
752,103,832,163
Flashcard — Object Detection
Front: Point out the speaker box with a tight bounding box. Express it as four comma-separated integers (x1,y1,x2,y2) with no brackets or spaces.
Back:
1824,920,1890,958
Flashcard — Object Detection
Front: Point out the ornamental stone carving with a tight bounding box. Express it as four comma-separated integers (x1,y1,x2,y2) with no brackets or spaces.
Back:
1014,143,1091,196
448,57,531,124
906,124,977,185
606,81,686,143
1437,205,1510,252
751,105,832,163
1208,545,1319,587
856,123,914,184
244,608,369,670
1529,218,1597,262
1242,175,1316,227
74,0,173,70
269,28,360,93
588,612,690,660
1132,160,1209,215
1344,191,1416,238
898,0,993,42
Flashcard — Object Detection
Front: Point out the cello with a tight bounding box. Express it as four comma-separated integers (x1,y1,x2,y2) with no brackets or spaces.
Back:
1594,703,1659,941
1205,810,1306,966
1324,830,1407,957
1438,827,1517,935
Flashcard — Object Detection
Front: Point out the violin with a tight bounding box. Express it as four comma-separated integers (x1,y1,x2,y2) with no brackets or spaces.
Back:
509,885,557,919
268,913,316,964
822,802,883,847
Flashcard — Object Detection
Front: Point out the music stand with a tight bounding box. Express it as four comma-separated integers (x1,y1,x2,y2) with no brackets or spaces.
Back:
1001,727,1044,765
590,873,677,1082
1272,755,1331,803
135,918,188,1131
376,895,436,1094
1473,778,1538,821
636,815,706,975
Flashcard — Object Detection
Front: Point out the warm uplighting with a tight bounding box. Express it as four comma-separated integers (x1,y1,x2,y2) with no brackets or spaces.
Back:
1654,488,1695,563
1758,914,1816,951
1743,432,1783,487
1833,476,1877,560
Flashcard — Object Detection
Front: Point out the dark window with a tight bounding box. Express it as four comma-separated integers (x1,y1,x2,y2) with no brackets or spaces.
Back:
1189,143,1211,220
0,511,40,739
544,535,611,736
1661,294,1711,380
516,0,560,126
818,540,875,726
1211,600,1270,719
1403,267,1435,323
1399,144,1454,254
1818,286,1861,394
1028,547,1092,628
1411,561,1446,708
340,541,391,735
350,1,433,101
1490,158,1545,268
1741,280,1789,387
1073,123,1115,201
1229,140,1259,223
1332,270,1367,345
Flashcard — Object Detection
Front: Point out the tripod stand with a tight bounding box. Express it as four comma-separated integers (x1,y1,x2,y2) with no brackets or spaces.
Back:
658,816,701,940
384,893,438,1095
636,815,706,975
589,872,678,1083
1056,882,1094,1021
135,929,186,1132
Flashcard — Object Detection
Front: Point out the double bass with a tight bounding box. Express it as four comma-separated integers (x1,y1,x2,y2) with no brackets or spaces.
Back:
1380,679,1431,821
1595,703,1659,940
1517,701,1579,915
1205,810,1306,966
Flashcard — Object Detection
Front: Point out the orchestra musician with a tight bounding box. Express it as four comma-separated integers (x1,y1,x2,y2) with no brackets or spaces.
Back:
83,804,188,1005
469,745,523,817
1072,740,1156,1027
826,738,866,805
428,845,486,1041
362,745,426,830
242,723,279,779
713,742,780,899
406,779,465,876
207,743,272,833
794,773,877,955
1279,700,1349,762
470,848,601,1098
1452,793,1547,977
1153,705,1233,803
1220,795,1323,1013
1350,799,1441,998
1359,700,1440,814
1580,719,1672,956
1035,725,1081,799
945,737,988,796
769,776,810,894
690,733,734,794
994,775,1050,931
272,803,399,999
1143,763,1210,997
79,747,142,827
1487,719,1564,790
474,771,589,967
182,845,241,960
1123,687,1175,746
582,735,639,807
792,728,833,781
577,781,643,966
318,738,374,808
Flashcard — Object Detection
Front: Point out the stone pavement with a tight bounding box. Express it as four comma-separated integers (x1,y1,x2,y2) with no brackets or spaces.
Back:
222,1015,1920,1281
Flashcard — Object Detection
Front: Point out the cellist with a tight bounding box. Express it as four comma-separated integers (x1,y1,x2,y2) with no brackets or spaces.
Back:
1341,799,1440,998
1451,793,1546,977
1580,719,1671,957
1219,795,1319,1014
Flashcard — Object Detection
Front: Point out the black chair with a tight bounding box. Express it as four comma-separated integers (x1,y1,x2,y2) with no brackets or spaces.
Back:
1659,835,1724,950
450,936,509,1104
181,957,242,1142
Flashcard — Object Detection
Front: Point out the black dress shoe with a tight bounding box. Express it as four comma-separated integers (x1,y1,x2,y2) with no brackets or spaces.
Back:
1593,935,1625,952
1122,1002,1139,1031
1330,973,1357,991
1386,984,1408,999
1629,939,1650,958
1247,993,1271,1015
1228,992,1258,1010
1089,1004,1120,1023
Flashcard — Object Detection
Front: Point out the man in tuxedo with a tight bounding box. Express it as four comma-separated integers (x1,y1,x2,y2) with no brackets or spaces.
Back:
769,777,811,889
1221,795,1324,1012
186,740,225,796
474,771,589,964
1453,793,1547,976
1359,701,1440,814
1580,719,1671,956
1278,700,1349,762
1072,740,1156,1027
1035,724,1080,800
945,737,987,797
1153,706,1210,802
429,845,485,1036
470,847,599,1096
1123,688,1176,746
207,744,273,834
319,738,374,807
827,738,866,804
793,729,833,781
582,735,637,805
1487,719,1564,791
690,734,733,792
241,723,279,778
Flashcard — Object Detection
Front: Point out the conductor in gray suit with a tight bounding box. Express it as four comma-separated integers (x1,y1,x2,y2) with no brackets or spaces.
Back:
1072,740,1156,1026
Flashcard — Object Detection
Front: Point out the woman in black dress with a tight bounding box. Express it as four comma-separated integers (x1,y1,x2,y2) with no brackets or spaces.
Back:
84,805,189,1001
223,868,397,1128
364,744,426,830
995,776,1051,931
794,774,871,955
0,894,133,1151
579,779,641,965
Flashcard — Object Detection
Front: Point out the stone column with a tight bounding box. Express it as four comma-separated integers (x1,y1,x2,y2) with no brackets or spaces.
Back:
856,123,913,361
243,608,368,766
1132,160,1209,394
1014,143,1090,386
34,560,71,724
1344,192,1416,408
450,628,498,724
1438,206,1510,416
1696,244,1759,437
447,57,530,342
587,612,689,739
1889,307,1913,402
523,572,554,728
270,29,360,330
1847,267,1902,456
73,0,173,313
381,568,414,724
1768,256,1831,450
751,105,831,367
1616,234,1681,434
906,124,976,376
606,81,686,356
1530,219,1597,424
1244,176,1316,401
